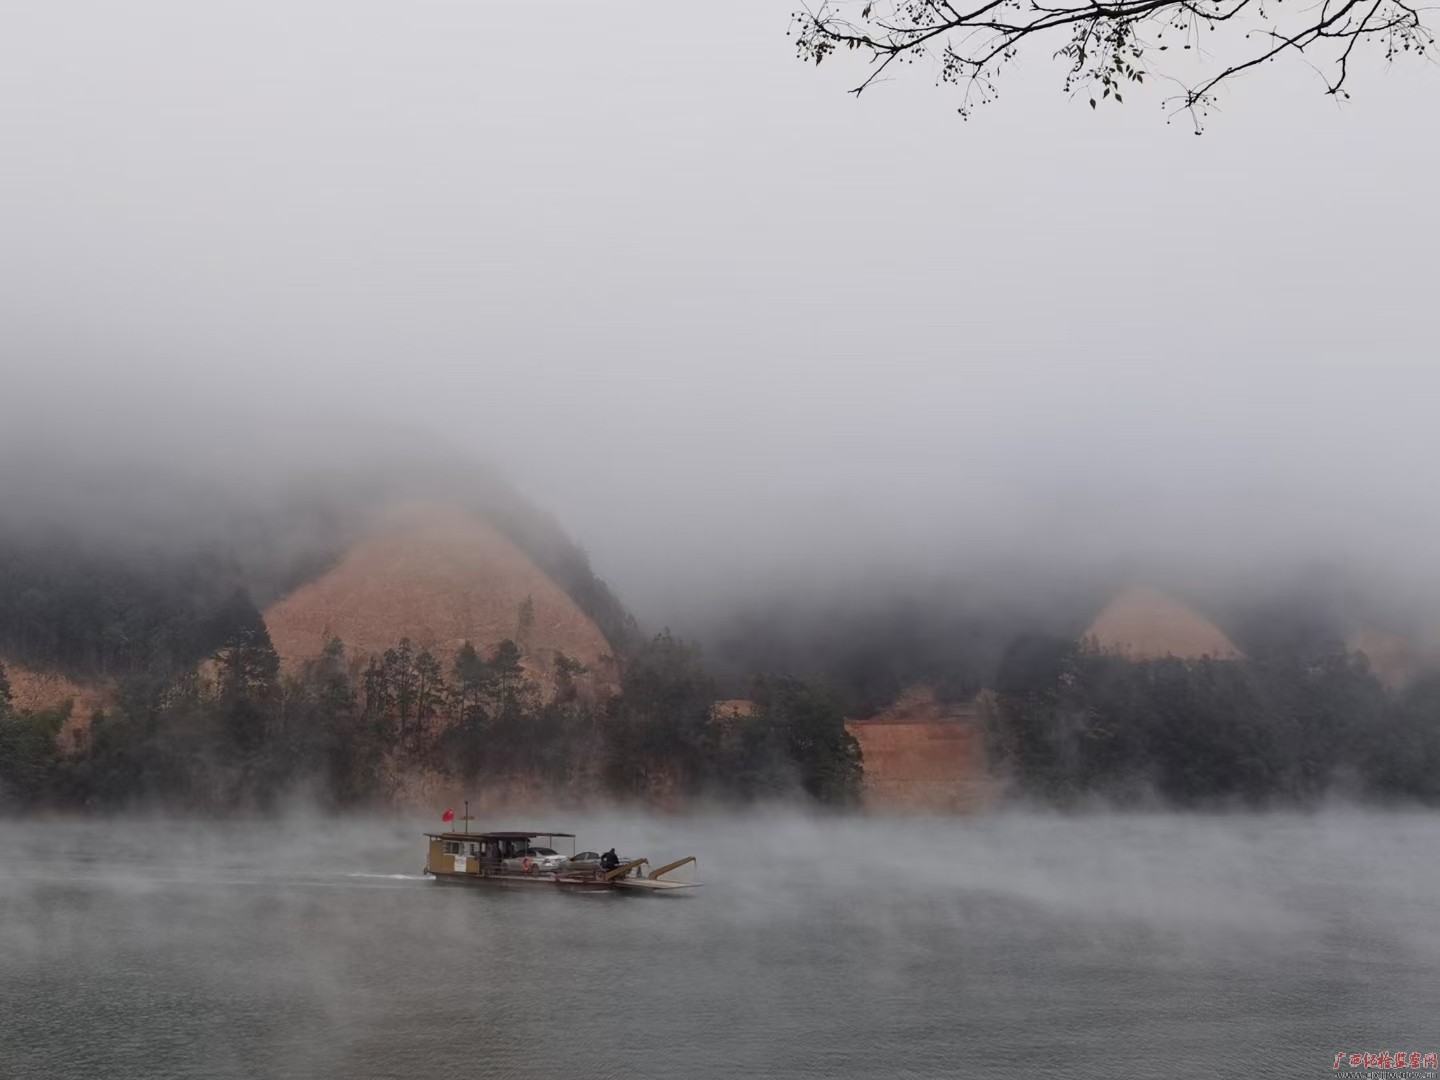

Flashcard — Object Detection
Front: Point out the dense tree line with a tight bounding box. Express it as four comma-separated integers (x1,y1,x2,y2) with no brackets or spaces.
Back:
0,610,861,812
704,581,1082,717
0,538,254,680
601,633,862,803
10,600,1440,810
0,665,66,806
987,636,1440,805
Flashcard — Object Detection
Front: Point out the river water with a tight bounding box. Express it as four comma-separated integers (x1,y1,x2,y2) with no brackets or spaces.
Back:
1,809,1437,1079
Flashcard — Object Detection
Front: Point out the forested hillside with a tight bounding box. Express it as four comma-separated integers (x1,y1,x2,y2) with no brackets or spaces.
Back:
697,573,1440,807
0,439,858,811
3,435,1438,813
988,636,1440,804
0,626,861,812
0,444,633,685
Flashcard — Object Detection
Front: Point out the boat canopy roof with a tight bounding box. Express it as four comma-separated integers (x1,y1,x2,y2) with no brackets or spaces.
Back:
427,831,576,841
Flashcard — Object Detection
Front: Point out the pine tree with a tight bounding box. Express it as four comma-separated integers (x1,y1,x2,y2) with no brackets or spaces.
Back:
414,648,445,745
212,590,280,757
516,596,535,652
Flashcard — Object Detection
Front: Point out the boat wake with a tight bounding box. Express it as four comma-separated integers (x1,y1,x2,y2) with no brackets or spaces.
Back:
343,873,425,881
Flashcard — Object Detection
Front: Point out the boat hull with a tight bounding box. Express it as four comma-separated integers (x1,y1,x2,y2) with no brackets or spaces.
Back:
425,869,614,890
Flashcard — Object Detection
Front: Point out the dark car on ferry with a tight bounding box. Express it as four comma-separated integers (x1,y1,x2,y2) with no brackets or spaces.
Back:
564,850,637,875
565,850,602,871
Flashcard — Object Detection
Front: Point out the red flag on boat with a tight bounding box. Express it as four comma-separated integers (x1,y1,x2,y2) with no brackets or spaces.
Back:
441,808,455,823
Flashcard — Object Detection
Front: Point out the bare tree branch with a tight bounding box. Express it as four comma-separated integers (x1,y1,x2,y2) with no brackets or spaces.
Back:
791,0,1437,129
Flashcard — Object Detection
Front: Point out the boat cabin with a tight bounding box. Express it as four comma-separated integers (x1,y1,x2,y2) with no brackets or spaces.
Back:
425,831,576,878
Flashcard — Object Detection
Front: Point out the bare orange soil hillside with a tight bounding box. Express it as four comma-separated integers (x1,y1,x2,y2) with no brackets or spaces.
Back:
1346,627,1421,692
263,504,618,694
846,686,996,813
1,659,106,749
1085,586,1243,661
711,699,758,721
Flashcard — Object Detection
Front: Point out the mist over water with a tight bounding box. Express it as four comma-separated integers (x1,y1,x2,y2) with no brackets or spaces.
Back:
3,810,1436,1079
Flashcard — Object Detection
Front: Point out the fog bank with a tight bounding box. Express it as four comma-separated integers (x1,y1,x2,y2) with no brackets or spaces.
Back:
3,0,1437,626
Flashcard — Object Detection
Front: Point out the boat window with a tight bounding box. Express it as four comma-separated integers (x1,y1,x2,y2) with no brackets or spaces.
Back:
443,841,462,855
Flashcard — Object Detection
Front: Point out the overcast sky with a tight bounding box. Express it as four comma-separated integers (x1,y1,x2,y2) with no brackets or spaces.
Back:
3,1,1437,621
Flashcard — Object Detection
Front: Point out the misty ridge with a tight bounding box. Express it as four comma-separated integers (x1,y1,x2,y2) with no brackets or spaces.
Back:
1,400,1439,817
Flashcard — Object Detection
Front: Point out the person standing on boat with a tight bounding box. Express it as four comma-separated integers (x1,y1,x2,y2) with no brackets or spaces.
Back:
600,849,619,872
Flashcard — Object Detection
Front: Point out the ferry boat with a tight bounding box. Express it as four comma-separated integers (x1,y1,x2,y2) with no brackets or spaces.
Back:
423,828,699,893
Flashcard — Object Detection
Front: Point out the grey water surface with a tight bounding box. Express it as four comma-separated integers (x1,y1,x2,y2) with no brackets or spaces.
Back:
2,810,1436,1080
